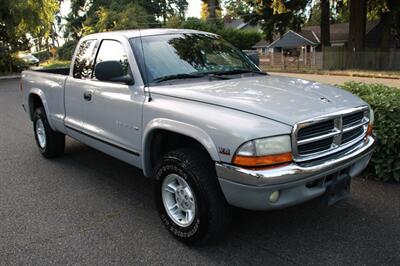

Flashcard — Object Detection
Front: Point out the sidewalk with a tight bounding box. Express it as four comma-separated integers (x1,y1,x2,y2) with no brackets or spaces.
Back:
0,74,21,80
270,72,400,88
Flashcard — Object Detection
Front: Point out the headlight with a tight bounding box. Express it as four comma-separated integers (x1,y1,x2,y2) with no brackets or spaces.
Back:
232,135,292,167
367,107,374,135
369,107,374,125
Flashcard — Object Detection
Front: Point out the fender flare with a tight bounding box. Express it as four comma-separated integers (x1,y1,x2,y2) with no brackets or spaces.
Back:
142,118,220,177
28,89,56,130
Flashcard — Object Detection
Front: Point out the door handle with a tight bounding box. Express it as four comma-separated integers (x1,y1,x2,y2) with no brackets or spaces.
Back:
83,91,92,101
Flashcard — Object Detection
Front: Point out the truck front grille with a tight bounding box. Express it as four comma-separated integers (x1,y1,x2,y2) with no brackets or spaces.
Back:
292,107,369,162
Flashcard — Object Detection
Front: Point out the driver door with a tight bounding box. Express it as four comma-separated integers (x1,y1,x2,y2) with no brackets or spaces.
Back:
82,39,145,154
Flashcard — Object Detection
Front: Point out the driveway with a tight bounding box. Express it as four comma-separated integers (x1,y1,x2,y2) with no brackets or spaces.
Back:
270,72,400,88
1,79,399,265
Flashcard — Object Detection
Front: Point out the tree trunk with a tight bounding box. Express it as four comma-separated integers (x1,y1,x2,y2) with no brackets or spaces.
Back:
207,0,217,20
380,0,399,49
320,0,330,47
347,0,366,68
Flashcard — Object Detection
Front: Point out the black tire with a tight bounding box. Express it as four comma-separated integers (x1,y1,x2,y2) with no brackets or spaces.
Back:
33,107,65,158
154,148,232,245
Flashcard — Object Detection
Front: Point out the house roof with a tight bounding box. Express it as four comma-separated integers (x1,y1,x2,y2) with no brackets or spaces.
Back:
268,30,319,48
297,30,320,44
252,20,381,48
224,18,262,31
252,39,270,48
302,20,380,43
225,19,248,29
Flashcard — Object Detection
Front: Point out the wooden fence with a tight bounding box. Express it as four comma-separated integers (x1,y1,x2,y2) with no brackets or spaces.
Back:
323,47,400,70
259,48,400,71
260,52,323,70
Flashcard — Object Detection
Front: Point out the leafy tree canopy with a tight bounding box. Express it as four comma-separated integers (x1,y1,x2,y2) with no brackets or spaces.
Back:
230,0,310,41
64,0,188,40
0,0,60,51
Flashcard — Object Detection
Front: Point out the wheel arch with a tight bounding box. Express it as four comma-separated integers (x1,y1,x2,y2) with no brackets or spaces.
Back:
142,118,220,177
27,90,55,129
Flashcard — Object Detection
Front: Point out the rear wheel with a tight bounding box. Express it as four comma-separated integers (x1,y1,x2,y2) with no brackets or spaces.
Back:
154,148,232,245
33,107,65,158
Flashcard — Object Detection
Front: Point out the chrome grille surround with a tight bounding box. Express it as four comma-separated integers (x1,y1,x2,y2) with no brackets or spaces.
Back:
292,106,370,162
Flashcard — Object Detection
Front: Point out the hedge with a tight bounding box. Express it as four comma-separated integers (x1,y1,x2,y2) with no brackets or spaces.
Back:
340,82,400,182
57,40,78,61
167,18,262,50
0,45,30,73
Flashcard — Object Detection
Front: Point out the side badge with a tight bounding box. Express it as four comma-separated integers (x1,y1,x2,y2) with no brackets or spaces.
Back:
218,147,231,156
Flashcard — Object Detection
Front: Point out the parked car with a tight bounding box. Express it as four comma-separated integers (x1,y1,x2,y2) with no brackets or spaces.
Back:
18,53,40,66
20,29,376,244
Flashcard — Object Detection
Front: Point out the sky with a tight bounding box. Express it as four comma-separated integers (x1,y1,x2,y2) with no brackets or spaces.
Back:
187,0,202,18
60,0,202,18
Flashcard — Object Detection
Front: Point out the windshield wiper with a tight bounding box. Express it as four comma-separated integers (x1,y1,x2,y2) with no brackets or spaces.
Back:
207,69,267,76
152,73,206,83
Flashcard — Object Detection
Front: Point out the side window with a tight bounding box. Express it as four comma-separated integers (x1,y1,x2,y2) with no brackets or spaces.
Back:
73,39,98,79
94,40,130,76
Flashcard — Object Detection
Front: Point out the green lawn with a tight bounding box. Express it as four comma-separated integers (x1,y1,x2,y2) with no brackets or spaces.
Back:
39,60,71,69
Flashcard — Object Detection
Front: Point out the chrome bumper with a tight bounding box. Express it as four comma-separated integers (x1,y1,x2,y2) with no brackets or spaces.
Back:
216,135,375,187
216,135,375,210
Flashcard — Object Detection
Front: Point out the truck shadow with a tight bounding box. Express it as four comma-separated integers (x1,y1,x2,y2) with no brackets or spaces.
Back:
57,138,398,265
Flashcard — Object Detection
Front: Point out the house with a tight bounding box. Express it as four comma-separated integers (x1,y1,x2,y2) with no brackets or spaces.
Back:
252,20,399,54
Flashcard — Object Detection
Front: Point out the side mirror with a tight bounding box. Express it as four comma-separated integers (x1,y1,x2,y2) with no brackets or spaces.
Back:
94,60,134,85
244,50,260,66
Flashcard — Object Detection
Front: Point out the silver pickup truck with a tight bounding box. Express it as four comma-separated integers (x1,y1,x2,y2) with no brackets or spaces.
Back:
21,29,375,244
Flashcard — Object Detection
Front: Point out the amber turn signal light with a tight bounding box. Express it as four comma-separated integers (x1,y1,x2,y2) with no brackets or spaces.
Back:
367,124,373,136
232,152,293,167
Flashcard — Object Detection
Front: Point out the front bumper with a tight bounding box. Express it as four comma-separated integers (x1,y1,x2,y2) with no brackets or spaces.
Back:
216,135,376,210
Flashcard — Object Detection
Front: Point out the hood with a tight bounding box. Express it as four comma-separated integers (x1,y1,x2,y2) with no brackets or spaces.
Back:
150,75,367,125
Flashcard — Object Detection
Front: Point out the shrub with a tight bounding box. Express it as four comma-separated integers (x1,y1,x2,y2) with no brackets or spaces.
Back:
0,44,12,73
216,27,262,50
10,57,29,72
166,18,262,50
339,82,400,182
32,50,52,61
57,40,78,61
0,45,29,73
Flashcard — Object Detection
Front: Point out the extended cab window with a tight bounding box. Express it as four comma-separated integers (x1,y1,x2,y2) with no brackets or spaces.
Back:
73,39,98,79
94,40,130,77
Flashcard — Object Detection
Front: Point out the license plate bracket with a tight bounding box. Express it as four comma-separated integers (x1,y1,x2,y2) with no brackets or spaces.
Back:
322,174,351,206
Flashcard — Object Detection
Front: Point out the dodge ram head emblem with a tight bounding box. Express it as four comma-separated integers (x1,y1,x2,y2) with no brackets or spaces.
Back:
218,147,231,155
320,97,331,103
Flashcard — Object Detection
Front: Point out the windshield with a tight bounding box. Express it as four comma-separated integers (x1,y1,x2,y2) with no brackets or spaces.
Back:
131,33,260,84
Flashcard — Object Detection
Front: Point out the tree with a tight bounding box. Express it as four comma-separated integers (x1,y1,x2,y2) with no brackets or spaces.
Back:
0,0,60,71
64,0,189,40
238,0,310,41
201,0,222,21
87,3,152,33
368,0,400,48
63,0,87,40
223,0,252,19
306,2,322,26
320,0,331,47
348,0,367,51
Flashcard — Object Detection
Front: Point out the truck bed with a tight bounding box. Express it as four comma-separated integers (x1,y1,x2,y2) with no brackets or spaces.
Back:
32,67,70,75
21,68,70,135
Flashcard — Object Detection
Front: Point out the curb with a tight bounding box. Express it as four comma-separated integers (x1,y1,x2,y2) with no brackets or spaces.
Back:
265,70,400,80
0,75,21,80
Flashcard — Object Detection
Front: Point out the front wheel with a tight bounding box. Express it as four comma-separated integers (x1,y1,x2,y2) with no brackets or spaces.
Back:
154,148,232,245
33,107,65,158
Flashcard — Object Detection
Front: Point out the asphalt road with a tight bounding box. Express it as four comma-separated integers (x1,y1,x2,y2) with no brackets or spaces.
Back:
1,79,399,265
270,72,400,88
